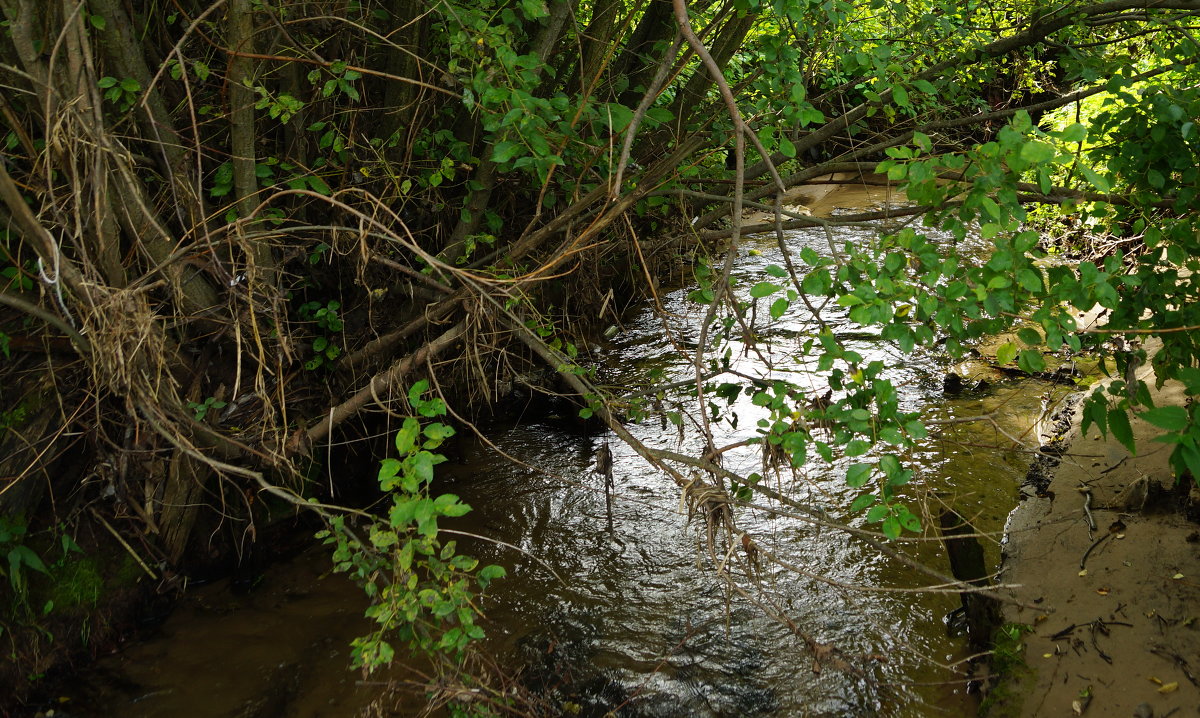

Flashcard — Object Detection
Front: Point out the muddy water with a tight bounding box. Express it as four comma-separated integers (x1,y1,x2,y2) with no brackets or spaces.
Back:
74,183,1073,716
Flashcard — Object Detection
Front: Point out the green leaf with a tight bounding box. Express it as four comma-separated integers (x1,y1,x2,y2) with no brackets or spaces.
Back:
881,516,902,540
980,196,1001,220
395,417,420,454
798,106,825,126
478,564,506,582
491,141,523,164
892,85,909,108
1017,328,1042,346
1019,140,1055,163
1173,442,1200,485
11,545,47,574
307,175,332,195
749,282,783,298
1108,407,1136,455
779,137,797,158
423,422,456,441
769,298,789,320
844,439,871,457
996,341,1017,365
765,264,788,278
645,107,674,124
602,103,634,132
912,79,937,94
1017,349,1045,373
1079,165,1111,192
434,493,472,517
850,493,877,512
1140,406,1189,431
378,458,402,489
89,14,107,30
411,451,435,484
846,463,873,488
1017,269,1043,293
1058,123,1086,143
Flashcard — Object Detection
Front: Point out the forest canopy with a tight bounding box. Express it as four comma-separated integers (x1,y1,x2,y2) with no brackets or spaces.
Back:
3,0,1200,706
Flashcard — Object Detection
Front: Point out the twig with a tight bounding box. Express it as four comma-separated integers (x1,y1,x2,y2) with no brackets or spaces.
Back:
91,508,158,580
0,291,91,353
1080,485,1096,535
1080,532,1111,571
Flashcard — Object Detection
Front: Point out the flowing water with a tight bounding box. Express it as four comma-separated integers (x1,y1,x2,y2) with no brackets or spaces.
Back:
69,184,1074,717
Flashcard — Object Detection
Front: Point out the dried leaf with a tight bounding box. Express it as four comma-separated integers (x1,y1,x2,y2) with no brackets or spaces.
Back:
1157,681,1179,694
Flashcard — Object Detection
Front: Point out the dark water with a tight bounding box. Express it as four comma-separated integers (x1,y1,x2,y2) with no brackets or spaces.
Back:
72,185,1072,717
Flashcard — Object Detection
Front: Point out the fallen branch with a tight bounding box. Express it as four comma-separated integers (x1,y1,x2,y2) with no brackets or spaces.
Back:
303,321,468,449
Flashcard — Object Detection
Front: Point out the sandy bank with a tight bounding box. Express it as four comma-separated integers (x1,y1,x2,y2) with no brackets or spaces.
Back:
994,349,1200,717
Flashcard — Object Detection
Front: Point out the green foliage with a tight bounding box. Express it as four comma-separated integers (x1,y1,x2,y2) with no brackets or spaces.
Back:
254,155,333,196
187,396,227,422
97,76,141,113
251,85,304,124
317,381,505,677
43,552,100,613
312,61,362,103
298,300,344,370
209,160,234,198
2,260,34,292
0,516,49,604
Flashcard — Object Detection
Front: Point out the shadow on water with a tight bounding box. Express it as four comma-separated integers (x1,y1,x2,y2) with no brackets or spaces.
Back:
70,183,1073,717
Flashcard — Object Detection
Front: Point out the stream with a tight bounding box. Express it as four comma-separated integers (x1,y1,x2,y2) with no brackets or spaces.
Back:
67,184,1075,717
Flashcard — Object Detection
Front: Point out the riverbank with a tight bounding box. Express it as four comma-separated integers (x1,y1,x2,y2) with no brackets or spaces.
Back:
992,340,1200,716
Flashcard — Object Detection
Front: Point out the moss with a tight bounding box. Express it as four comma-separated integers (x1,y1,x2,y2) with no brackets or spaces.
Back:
111,553,145,586
46,557,103,612
980,623,1035,717
0,404,28,430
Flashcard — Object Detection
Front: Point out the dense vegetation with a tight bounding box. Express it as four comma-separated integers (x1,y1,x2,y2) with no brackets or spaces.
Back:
2,0,1200,711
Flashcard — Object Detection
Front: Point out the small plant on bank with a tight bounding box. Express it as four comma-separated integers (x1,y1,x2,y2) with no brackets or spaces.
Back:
0,516,49,611
318,381,505,696
97,76,141,113
187,396,227,422
298,300,344,370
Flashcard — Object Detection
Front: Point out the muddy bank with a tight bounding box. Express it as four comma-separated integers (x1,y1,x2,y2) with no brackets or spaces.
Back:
993,344,1200,717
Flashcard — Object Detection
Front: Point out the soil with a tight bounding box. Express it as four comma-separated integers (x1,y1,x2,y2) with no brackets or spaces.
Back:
994,339,1200,717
